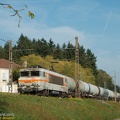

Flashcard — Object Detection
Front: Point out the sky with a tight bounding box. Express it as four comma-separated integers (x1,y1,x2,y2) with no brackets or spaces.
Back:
0,0,120,86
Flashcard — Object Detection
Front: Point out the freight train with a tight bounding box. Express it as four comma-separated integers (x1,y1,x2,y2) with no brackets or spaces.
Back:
18,66,120,101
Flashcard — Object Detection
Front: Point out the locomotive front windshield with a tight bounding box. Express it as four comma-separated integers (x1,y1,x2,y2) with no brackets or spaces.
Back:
20,71,29,77
20,71,40,77
31,71,40,76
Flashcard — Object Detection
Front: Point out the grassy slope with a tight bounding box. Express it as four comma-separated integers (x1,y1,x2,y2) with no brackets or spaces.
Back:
0,93,120,120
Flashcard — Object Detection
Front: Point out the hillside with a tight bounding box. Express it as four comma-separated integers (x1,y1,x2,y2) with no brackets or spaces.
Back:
0,93,120,120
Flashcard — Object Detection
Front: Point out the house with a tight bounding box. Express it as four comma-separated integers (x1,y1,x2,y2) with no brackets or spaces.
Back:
0,59,20,93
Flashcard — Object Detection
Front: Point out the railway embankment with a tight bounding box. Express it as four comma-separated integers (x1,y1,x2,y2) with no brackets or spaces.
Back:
0,93,120,120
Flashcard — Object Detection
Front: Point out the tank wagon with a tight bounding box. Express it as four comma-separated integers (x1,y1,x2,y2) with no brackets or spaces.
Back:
18,66,120,101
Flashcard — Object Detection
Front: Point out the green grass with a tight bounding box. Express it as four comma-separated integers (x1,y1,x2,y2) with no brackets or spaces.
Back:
0,93,120,120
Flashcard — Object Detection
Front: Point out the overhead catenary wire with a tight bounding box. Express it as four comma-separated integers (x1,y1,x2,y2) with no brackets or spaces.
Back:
0,34,18,46
0,32,76,47
0,38,8,42
0,34,13,40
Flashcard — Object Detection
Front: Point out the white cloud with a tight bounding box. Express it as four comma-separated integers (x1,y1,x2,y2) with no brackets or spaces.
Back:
18,25,86,46
43,26,85,45
0,11,86,46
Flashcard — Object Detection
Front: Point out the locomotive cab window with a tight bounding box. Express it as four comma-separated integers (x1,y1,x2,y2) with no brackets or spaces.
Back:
31,71,40,76
20,71,29,77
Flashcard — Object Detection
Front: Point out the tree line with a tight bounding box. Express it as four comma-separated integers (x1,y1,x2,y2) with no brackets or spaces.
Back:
0,34,119,92
0,34,97,75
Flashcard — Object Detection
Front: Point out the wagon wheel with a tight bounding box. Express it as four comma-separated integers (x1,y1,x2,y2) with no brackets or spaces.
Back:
43,89,49,97
59,92,67,98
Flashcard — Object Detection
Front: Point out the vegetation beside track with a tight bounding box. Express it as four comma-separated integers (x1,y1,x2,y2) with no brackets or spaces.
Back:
0,93,120,120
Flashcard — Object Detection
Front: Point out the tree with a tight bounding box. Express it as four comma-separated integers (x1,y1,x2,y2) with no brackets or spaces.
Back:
0,46,4,58
62,43,67,59
48,39,56,56
0,3,34,27
13,34,34,59
53,44,63,59
84,49,97,75
79,45,86,66
13,68,19,82
66,42,75,61
3,42,9,60
95,69,114,90
116,85,120,93
35,38,49,57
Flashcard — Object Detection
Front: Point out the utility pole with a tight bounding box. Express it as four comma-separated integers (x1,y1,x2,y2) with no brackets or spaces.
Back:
114,71,117,102
104,81,106,89
9,40,13,93
8,43,34,93
75,36,80,98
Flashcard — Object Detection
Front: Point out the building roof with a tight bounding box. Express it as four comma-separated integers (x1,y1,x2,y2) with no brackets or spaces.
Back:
0,59,20,69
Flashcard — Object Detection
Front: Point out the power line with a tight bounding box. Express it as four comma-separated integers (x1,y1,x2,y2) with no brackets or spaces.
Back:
0,34,18,45
0,38,17,48
0,34,13,40
0,38,8,42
